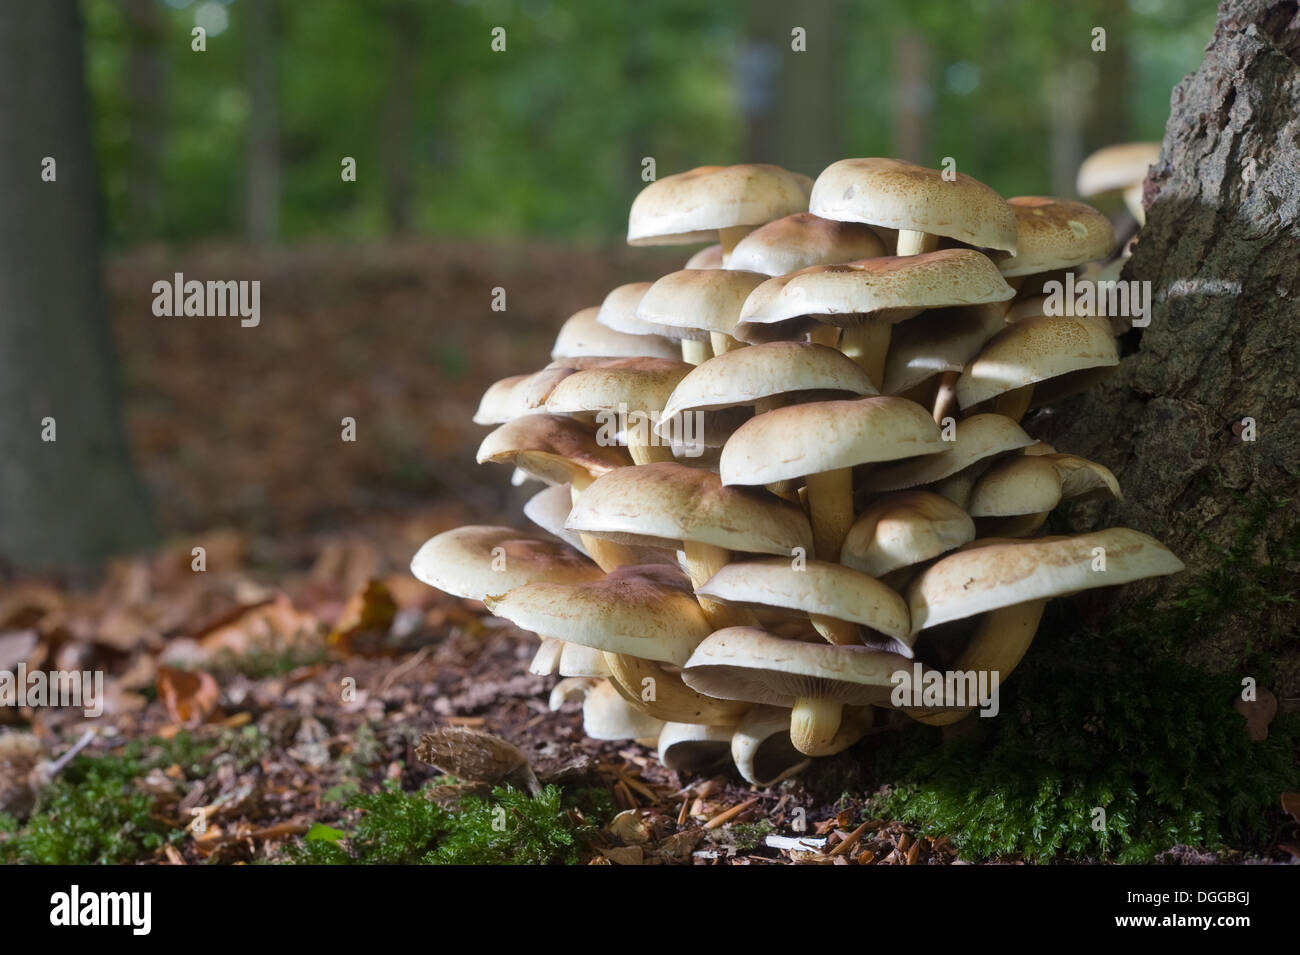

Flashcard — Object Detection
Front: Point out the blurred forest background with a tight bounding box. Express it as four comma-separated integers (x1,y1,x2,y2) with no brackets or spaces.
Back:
21,0,1222,562
94,0,1213,245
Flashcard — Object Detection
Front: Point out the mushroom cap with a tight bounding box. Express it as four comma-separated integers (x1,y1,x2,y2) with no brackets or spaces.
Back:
522,483,589,554
906,529,1185,633
1076,142,1160,197
734,250,1014,343
730,705,812,787
566,461,814,556
862,413,1034,491
477,413,632,486
697,558,912,642
583,680,665,740
1044,452,1123,502
810,158,1019,253
474,366,576,425
410,525,601,601
721,396,944,486
881,303,1008,395
636,268,769,341
544,357,692,418
551,306,678,360
999,197,1115,277
627,163,813,246
684,244,724,269
682,627,911,707
486,564,711,665
955,315,1119,409
725,212,886,276
596,281,677,338
657,722,734,774
967,456,1063,517
841,490,976,577
660,341,877,424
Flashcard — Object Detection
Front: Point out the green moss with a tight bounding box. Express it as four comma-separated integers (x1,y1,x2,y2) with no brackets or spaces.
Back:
0,727,273,865
286,782,610,865
0,751,181,865
869,496,1300,863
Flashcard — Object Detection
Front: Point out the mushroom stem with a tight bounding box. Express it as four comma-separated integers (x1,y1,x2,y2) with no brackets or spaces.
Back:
895,230,939,256
932,371,960,424
905,598,1047,727
710,332,745,356
808,324,842,348
683,540,758,629
603,653,750,724
953,598,1047,676
789,696,844,756
990,383,1034,422
839,319,889,391
810,613,861,646
681,339,710,366
627,435,675,465
805,467,854,561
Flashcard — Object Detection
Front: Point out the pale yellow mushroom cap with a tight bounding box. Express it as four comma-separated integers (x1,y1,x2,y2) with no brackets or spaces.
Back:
810,157,1018,253
628,163,813,246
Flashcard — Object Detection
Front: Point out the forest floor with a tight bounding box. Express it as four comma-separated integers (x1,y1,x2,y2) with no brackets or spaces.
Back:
0,241,1294,865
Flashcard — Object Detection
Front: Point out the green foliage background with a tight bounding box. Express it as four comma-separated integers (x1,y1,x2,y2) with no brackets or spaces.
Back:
84,0,1217,246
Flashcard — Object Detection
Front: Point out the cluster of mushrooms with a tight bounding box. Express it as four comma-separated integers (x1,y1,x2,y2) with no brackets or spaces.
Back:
412,156,1183,787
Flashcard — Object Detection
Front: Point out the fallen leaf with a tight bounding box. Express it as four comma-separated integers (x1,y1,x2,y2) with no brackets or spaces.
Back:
327,579,397,655
156,666,220,726
1282,792,1300,823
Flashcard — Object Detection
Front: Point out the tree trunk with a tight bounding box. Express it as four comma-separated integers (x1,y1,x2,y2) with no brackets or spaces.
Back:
122,0,166,238
0,0,154,574
380,0,420,235
743,0,841,176
244,0,280,246
1046,0,1300,696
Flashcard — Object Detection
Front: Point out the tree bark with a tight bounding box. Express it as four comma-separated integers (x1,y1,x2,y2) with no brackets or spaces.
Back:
244,0,280,246
0,0,154,574
743,0,841,176
1044,0,1300,695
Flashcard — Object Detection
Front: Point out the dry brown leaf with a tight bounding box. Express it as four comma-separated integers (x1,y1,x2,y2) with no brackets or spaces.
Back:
1282,791,1300,823
327,579,397,655
156,666,220,726
197,594,318,657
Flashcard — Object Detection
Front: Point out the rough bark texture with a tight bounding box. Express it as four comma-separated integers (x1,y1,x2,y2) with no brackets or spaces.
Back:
0,0,154,573
1043,0,1300,695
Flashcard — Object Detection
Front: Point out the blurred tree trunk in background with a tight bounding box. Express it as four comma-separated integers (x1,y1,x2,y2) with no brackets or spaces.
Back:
122,0,166,236
1083,0,1132,153
244,0,280,245
891,33,931,165
1047,62,1088,197
381,0,420,234
0,0,154,573
743,0,840,178
1049,0,1300,697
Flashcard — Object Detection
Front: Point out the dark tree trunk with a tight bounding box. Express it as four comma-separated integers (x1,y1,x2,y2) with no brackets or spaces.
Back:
0,0,154,573
122,0,166,237
743,0,841,176
380,1,420,235
244,0,280,246
1047,0,1300,696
